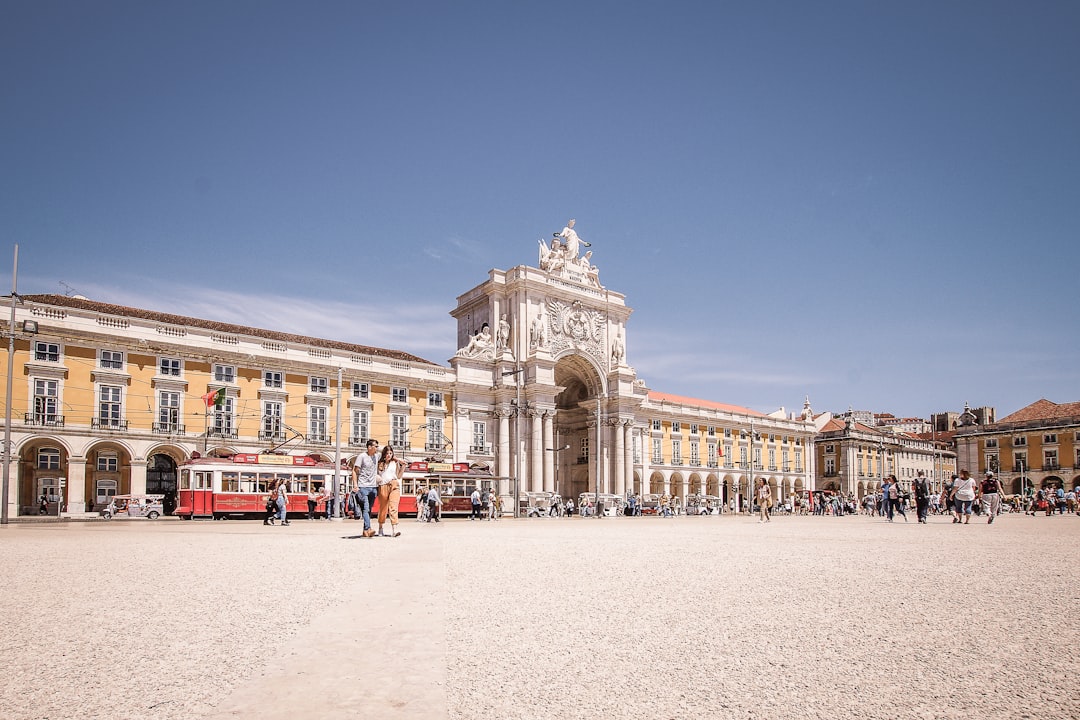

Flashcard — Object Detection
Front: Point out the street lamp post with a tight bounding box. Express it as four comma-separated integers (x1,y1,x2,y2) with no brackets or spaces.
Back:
2,245,19,525
595,394,603,517
502,367,525,517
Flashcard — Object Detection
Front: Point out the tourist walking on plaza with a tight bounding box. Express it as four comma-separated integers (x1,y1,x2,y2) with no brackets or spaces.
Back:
980,470,1003,524
881,477,895,521
951,469,977,524
352,439,380,537
263,480,279,525
275,478,290,526
756,478,772,523
888,475,908,522
426,485,442,522
914,470,931,523
306,487,317,520
470,487,482,520
376,445,404,537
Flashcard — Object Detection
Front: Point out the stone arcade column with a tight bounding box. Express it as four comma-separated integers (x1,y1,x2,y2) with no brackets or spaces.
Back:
530,409,543,493
64,459,87,515
640,426,651,496
623,422,634,496
543,412,554,493
130,457,148,496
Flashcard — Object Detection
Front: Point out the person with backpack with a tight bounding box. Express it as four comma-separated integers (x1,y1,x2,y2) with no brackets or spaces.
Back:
264,480,280,526
980,470,1004,524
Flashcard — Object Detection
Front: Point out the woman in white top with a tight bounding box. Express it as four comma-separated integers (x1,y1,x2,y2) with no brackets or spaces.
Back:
756,478,772,523
376,445,405,537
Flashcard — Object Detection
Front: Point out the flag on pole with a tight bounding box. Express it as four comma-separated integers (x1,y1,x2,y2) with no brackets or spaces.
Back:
202,388,226,408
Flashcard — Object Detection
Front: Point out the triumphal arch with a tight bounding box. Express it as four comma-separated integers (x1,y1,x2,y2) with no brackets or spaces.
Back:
449,220,647,501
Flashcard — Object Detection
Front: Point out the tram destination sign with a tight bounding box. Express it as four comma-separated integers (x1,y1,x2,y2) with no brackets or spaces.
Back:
231,454,320,466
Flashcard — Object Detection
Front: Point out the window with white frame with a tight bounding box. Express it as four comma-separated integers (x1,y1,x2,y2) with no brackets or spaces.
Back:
707,443,717,466
310,376,328,394
582,436,591,463
352,382,370,399
263,370,283,389
632,433,640,463
426,418,443,451
1043,433,1057,444
672,439,682,464
158,391,180,431
427,391,444,408
99,350,124,369
391,414,408,448
707,426,715,437
1043,449,1058,470
768,448,776,470
97,451,118,472
739,446,747,468
652,419,661,431
724,428,732,438
392,387,408,404
795,449,803,472
35,341,60,362
213,364,235,383
159,357,182,376
1014,452,1027,471
98,386,122,427
690,441,700,465
690,424,699,436
352,409,369,444
985,438,998,448
212,396,235,437
309,406,328,442
472,421,487,453
1013,436,1027,446
782,448,790,470
825,458,836,475
672,422,681,434
33,379,59,423
37,447,61,470
724,443,733,466
96,478,118,506
652,438,662,464
263,401,283,439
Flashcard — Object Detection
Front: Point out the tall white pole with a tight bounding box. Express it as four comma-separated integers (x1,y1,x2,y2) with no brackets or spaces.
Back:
2,245,18,524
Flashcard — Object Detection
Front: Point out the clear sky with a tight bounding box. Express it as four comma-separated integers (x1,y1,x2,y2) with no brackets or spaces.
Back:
2,1,1078,421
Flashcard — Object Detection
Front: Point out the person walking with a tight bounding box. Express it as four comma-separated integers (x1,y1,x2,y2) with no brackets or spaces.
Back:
306,487,318,520
756,478,772,523
376,445,404,537
881,477,895,522
951,469,977,524
352,439,380,537
980,470,1003,524
914,470,931,524
888,475,908,522
264,480,279,525
470,487,482,520
426,485,441,522
276,478,290,526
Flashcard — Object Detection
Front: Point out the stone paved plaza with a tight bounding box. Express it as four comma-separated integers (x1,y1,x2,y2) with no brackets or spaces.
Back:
2,512,1077,720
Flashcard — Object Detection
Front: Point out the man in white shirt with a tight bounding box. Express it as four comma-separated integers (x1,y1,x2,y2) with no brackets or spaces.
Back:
352,439,380,537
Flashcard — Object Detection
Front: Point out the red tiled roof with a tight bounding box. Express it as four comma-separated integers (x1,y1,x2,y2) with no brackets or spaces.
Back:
647,391,765,417
998,399,1080,424
20,293,439,366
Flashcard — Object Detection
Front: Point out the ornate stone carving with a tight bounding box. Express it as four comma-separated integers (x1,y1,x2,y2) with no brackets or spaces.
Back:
547,299,605,365
455,323,495,360
529,309,548,352
610,330,625,368
538,219,602,288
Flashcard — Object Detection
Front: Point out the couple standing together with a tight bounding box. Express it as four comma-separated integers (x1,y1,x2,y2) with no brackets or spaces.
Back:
352,439,404,537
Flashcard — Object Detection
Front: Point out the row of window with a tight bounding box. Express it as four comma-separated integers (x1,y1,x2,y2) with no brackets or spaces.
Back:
32,343,446,406
985,450,1080,472
647,438,803,470
649,419,801,445
985,433,1079,447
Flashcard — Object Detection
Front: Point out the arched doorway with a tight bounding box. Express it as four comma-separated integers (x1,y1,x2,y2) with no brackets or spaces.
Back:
147,454,178,515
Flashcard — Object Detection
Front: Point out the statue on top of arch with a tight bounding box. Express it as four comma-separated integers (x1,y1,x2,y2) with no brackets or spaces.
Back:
538,218,602,288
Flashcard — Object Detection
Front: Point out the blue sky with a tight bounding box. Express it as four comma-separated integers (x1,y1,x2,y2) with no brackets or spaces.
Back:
2,1,1078,420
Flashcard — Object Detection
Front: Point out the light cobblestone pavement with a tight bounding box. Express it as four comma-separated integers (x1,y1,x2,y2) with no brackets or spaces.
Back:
1,512,1077,720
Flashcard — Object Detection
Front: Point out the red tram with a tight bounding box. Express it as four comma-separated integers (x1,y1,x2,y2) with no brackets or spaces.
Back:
175,454,348,520
175,455,503,520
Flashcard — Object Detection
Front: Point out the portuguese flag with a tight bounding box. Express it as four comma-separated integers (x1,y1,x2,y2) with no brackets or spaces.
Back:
201,388,227,408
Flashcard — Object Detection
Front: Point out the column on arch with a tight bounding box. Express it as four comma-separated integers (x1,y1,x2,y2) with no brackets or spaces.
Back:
614,418,625,496
623,421,634,497
530,409,543,493
65,458,87,514
130,457,148,496
543,411,554,493
497,408,511,494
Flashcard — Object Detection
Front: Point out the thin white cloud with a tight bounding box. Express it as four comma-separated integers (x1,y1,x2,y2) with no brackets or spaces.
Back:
50,280,458,364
